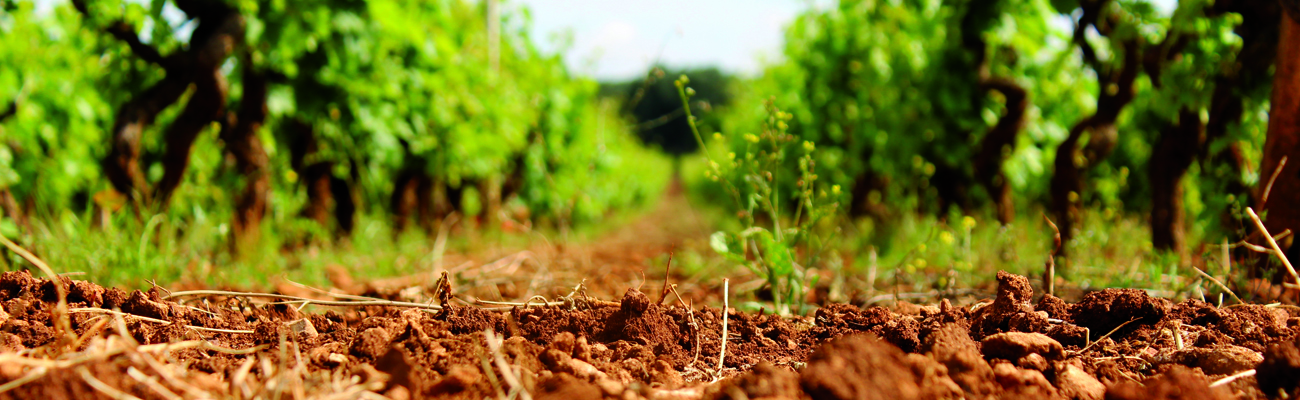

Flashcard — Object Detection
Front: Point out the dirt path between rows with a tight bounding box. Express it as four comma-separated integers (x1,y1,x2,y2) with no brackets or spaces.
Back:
343,181,720,307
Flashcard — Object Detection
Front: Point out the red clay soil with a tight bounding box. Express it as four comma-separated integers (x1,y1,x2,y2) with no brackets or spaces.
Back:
2,269,1300,399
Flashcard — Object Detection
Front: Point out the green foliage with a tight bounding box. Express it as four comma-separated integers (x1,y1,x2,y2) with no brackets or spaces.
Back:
716,0,1092,216
688,75,839,315
0,3,112,215
717,0,1272,251
0,0,669,244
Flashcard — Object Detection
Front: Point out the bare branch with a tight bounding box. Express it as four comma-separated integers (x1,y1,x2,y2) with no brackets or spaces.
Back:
71,0,174,68
105,21,171,67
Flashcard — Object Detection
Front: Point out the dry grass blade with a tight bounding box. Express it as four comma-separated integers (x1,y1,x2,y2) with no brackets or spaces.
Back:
1210,369,1255,388
0,340,265,370
484,329,532,400
231,356,258,399
1222,230,1293,254
668,284,704,371
282,278,391,302
1077,318,1141,354
1261,156,1288,205
1043,214,1061,296
78,366,143,400
0,367,48,395
717,278,730,373
125,367,183,400
659,251,675,305
69,308,255,334
164,289,444,310
1245,207,1300,285
1192,267,1243,305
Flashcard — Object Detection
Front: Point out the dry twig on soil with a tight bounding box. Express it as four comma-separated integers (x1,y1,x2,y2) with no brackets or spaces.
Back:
68,308,255,334
717,278,730,375
1246,207,1300,285
1077,318,1141,354
1043,214,1061,296
1210,369,1256,388
484,329,532,400
1191,267,1243,305
164,289,445,310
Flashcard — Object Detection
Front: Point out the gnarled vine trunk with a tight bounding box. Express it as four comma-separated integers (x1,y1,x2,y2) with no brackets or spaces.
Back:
77,0,244,211
1202,0,1279,243
1051,0,1143,253
1259,7,1300,264
1148,109,1202,253
220,65,271,246
286,119,355,237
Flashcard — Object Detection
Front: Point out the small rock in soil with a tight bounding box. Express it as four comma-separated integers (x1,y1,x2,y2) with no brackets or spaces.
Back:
1054,361,1104,400
66,280,104,306
1164,345,1261,375
981,332,1065,361
991,362,1060,399
552,332,576,354
286,318,318,338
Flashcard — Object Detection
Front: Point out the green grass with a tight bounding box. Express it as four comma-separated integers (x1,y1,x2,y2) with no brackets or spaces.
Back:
1,186,1231,306
1,197,670,290
842,208,1159,291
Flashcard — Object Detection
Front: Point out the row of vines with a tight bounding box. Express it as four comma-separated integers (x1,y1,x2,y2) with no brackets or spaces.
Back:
712,0,1300,266
0,0,670,247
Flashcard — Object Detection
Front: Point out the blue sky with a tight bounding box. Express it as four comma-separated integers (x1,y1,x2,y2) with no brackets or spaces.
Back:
33,0,1178,82
517,0,1177,82
515,0,818,81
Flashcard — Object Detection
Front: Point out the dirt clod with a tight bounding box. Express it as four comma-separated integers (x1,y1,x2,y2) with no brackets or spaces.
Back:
1164,345,1261,375
800,333,957,400
1054,362,1104,400
981,332,1065,361
1104,366,1228,400
1072,289,1167,338
0,271,1293,400
1256,341,1300,398
971,271,1048,339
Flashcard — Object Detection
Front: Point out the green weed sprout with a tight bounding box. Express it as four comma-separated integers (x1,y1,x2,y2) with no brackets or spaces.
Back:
676,76,839,315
